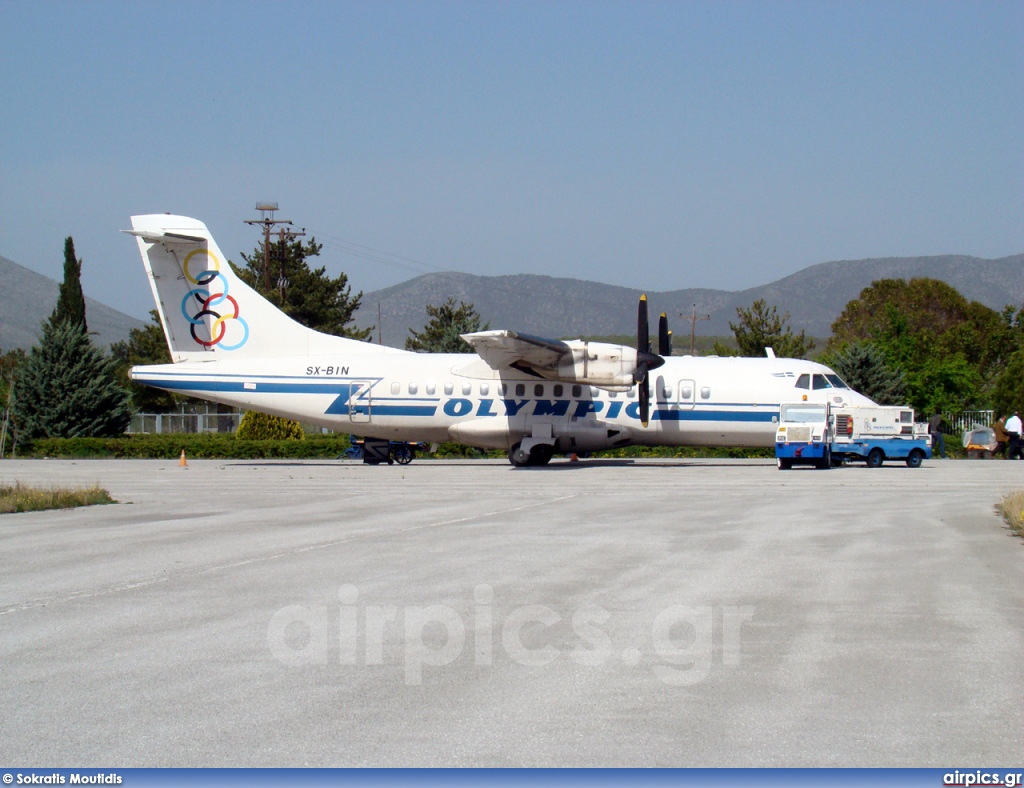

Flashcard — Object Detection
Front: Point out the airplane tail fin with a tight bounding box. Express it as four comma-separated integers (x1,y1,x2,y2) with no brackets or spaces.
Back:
127,214,389,362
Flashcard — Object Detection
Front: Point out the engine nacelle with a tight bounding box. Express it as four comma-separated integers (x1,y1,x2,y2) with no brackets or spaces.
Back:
554,341,638,390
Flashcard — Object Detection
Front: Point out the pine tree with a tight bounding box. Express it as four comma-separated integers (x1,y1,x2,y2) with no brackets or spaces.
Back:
406,299,487,353
50,236,87,331
13,321,132,439
728,299,814,358
232,236,371,340
823,342,907,405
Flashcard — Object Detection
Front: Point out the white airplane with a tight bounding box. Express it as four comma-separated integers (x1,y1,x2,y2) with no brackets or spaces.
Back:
126,214,876,466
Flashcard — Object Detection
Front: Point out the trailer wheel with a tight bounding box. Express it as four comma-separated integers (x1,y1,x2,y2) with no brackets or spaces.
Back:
777,457,793,470
905,449,924,468
816,450,831,470
392,445,414,465
866,448,884,468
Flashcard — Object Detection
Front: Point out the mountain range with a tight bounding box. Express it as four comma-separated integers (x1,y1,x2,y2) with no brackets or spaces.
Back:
355,253,1024,348
2,250,1021,353
0,254,144,352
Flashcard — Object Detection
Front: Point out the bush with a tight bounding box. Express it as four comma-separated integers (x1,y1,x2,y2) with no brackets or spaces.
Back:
235,411,305,440
0,482,115,513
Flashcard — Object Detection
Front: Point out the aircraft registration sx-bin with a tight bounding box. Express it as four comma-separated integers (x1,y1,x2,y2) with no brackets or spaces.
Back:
776,402,932,469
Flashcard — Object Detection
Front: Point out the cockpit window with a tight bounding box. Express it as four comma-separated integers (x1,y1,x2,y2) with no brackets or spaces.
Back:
812,374,832,390
825,374,849,389
795,374,810,390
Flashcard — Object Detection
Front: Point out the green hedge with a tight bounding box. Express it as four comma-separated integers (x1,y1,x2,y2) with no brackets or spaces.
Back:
14,434,777,461
20,433,353,460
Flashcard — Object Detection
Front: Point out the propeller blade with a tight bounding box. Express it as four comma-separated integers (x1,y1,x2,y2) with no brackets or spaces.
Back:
633,360,649,384
659,313,671,356
639,375,650,427
638,294,650,354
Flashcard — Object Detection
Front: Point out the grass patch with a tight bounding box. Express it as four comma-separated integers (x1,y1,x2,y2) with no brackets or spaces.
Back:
0,482,116,514
997,490,1024,538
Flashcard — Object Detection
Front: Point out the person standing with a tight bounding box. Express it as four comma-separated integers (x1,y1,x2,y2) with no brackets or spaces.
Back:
994,415,1009,458
1006,411,1023,460
929,411,947,459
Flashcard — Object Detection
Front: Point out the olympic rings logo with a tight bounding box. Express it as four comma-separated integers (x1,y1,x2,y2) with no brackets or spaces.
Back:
180,249,249,351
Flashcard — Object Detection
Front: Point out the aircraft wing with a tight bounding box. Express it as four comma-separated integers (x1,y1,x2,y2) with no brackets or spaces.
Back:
461,330,569,373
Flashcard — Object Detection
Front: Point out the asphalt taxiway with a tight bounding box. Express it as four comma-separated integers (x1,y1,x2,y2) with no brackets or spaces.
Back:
1,457,1022,766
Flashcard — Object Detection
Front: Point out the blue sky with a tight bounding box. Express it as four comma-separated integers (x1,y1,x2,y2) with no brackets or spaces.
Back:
2,0,1021,321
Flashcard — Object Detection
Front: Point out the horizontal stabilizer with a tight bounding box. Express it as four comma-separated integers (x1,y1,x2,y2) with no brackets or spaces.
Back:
122,229,206,244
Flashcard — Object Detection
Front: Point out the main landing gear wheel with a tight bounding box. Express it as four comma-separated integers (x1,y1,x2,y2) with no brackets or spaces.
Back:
508,442,555,467
509,442,532,467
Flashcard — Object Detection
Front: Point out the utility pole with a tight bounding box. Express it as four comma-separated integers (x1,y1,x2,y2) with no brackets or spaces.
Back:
244,203,293,293
0,375,14,459
680,304,711,356
275,225,305,302
243,203,304,300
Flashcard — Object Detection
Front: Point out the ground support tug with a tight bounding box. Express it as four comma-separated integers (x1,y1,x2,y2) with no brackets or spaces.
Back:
776,402,931,470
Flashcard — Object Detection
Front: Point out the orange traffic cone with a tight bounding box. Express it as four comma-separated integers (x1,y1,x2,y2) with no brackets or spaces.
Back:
570,453,579,462
179,449,188,468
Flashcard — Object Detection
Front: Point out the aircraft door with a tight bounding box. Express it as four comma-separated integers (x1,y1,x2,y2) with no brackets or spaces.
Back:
348,380,371,423
678,380,695,410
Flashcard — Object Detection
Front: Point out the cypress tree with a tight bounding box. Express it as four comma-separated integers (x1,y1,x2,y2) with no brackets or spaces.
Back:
13,321,132,439
50,236,88,331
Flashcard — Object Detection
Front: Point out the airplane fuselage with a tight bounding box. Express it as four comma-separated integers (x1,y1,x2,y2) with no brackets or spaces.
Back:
133,351,868,452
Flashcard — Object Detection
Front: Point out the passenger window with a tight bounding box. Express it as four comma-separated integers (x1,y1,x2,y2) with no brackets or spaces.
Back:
572,385,582,398
700,387,711,400
480,383,490,396
795,374,810,390
662,386,673,399
534,384,544,397
515,383,526,397
408,382,418,395
391,382,400,395
627,387,636,399
462,383,472,396
553,385,563,397
590,387,600,397
444,382,454,396
680,386,693,399
426,382,436,396
609,390,618,399
501,383,507,396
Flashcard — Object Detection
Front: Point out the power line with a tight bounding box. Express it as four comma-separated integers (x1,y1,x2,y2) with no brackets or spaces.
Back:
307,228,459,278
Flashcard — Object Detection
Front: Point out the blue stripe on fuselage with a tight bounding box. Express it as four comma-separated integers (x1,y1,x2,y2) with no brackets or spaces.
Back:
136,376,778,423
